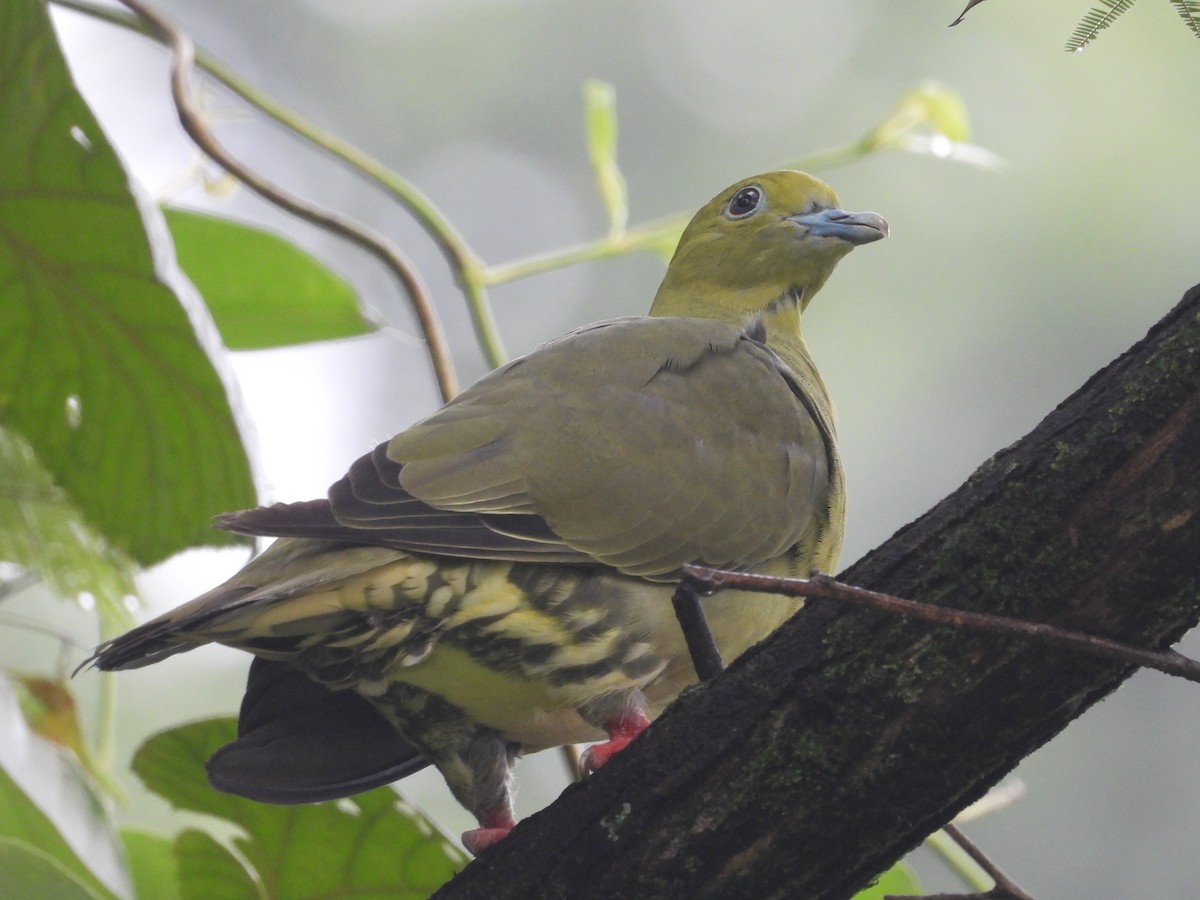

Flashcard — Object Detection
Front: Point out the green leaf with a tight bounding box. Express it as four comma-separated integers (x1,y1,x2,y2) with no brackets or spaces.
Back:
904,82,971,143
174,830,260,900
583,80,628,238
133,718,466,899
162,208,373,350
1065,0,1137,51
852,860,922,898
121,829,182,900
0,425,136,632
852,82,1002,171
0,0,255,566
0,677,127,899
869,81,970,148
0,838,110,900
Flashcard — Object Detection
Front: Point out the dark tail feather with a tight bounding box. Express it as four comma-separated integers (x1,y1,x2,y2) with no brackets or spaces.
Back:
207,658,428,803
76,586,255,674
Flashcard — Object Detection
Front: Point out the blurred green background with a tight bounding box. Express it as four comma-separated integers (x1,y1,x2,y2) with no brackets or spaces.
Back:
7,0,1199,895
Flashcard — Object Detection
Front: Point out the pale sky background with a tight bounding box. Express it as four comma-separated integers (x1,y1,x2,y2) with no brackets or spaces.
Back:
7,0,1200,895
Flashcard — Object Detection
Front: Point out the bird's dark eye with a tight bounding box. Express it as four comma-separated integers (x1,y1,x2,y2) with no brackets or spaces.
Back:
724,185,763,219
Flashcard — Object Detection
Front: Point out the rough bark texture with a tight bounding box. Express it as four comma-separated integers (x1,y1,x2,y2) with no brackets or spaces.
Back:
433,284,1200,900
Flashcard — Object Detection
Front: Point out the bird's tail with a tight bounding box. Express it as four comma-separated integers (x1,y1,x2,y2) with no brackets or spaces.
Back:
78,583,255,673
77,537,411,674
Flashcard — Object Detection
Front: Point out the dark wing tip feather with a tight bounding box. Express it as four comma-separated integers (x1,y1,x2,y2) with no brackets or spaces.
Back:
216,500,341,538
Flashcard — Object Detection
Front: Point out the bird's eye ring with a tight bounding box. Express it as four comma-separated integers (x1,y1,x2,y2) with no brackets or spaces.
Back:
724,185,763,220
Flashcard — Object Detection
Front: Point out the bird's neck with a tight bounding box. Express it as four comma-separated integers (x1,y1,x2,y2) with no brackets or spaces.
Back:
650,282,837,441
757,299,836,433
652,280,825,377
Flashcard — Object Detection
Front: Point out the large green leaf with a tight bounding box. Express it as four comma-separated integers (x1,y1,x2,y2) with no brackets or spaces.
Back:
0,0,255,566
121,829,182,900
163,208,373,350
133,718,466,899
173,830,261,900
0,677,128,899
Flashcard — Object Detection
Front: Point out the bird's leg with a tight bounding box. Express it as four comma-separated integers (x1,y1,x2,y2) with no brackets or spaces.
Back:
579,704,651,776
420,723,521,855
462,805,518,855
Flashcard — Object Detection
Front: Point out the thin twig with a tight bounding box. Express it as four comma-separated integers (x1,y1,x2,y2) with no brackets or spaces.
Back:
681,566,1200,685
890,824,1036,900
925,827,994,893
0,571,38,603
0,612,90,652
944,823,1036,900
480,140,878,289
110,0,459,401
670,580,726,681
482,215,685,286
94,666,119,773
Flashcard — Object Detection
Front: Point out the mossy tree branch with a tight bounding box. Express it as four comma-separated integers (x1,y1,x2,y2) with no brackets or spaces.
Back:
434,283,1200,900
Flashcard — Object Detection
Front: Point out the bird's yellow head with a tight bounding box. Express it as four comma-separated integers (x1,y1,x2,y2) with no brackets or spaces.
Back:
650,171,887,322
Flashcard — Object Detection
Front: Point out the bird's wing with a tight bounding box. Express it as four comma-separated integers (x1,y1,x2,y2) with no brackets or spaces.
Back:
224,316,834,581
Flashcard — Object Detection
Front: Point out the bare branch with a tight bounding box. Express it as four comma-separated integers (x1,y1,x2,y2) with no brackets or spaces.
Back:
681,566,1200,685
887,824,1036,900
942,823,1035,900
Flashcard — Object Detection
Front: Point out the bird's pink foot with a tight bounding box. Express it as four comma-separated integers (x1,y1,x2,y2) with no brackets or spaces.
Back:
580,708,651,776
462,808,516,855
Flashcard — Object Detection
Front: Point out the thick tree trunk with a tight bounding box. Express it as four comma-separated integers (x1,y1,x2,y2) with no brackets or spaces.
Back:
433,285,1200,900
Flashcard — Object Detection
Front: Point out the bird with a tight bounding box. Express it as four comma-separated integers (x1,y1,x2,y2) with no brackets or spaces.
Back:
83,171,887,854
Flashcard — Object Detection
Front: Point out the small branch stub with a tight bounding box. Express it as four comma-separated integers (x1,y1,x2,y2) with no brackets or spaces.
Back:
669,580,725,681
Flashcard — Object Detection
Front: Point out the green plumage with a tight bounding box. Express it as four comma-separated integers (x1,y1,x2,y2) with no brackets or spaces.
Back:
84,171,887,853
387,317,833,578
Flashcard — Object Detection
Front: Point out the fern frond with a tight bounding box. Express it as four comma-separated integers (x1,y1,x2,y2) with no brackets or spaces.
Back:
1065,0,1138,51
1171,0,1200,39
